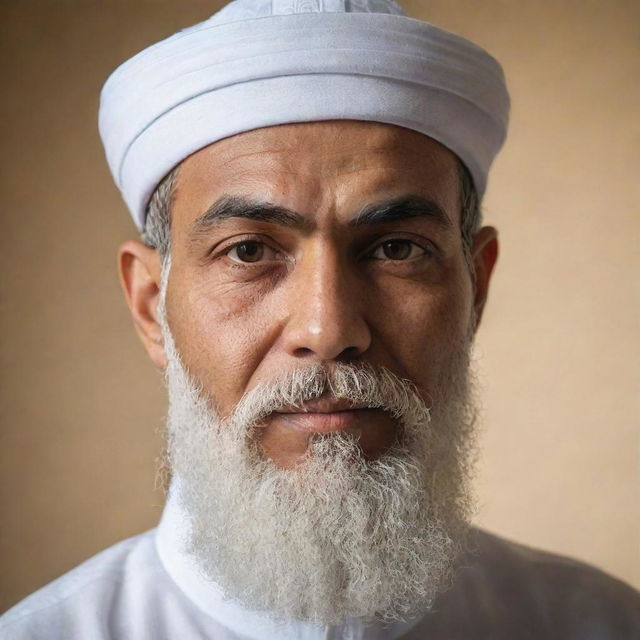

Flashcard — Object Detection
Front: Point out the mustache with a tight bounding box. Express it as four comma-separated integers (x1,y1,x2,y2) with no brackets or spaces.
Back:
226,361,431,433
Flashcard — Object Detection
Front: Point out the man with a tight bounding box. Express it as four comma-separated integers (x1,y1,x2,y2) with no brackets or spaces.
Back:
1,0,638,638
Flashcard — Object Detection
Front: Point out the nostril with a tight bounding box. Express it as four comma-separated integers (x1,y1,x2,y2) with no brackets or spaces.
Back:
293,346,316,357
337,346,361,360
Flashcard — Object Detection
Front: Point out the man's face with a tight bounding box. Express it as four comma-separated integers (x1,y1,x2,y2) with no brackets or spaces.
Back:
163,121,479,468
119,120,498,622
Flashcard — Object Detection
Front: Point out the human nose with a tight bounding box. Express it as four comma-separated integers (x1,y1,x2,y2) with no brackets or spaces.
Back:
281,244,371,361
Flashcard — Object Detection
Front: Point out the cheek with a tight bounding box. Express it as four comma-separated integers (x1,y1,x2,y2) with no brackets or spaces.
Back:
373,271,473,387
167,273,278,413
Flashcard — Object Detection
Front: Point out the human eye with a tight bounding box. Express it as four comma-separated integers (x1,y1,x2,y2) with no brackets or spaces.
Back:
368,238,430,261
225,240,281,264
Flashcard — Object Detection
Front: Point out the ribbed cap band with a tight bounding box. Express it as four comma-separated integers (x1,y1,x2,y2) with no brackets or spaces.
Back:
99,0,510,229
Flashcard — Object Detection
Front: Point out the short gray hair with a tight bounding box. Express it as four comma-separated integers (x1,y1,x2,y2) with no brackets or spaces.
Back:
141,158,482,262
141,165,179,258
457,158,482,264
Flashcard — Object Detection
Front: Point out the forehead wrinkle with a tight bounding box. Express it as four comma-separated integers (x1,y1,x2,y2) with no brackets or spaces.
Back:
217,146,295,168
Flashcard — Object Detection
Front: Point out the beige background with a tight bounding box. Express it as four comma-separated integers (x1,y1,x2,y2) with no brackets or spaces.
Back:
1,0,638,613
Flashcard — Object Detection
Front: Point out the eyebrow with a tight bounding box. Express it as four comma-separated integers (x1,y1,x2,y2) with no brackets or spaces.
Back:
351,195,453,229
189,194,453,238
189,196,311,238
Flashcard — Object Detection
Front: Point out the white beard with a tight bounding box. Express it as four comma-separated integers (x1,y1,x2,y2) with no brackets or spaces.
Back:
158,269,478,625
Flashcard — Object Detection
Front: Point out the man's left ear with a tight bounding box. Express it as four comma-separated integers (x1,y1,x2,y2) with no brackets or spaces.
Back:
470,226,499,329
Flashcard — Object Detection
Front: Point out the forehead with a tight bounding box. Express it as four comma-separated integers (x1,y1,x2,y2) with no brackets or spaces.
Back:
172,121,461,230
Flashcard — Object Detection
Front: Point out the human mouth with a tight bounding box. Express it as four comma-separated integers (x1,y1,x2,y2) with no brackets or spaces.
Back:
277,397,371,414
272,407,381,434
271,398,380,434
261,398,400,462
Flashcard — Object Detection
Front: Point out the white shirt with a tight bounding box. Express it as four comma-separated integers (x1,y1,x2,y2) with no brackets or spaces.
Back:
2,489,639,639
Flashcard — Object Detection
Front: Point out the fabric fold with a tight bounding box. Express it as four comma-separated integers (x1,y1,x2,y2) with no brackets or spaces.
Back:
99,0,510,229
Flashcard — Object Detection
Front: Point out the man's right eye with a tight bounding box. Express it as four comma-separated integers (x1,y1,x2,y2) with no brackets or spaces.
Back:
226,241,279,264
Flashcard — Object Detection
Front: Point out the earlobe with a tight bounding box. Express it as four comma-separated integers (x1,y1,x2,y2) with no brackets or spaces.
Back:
118,240,167,368
470,226,499,330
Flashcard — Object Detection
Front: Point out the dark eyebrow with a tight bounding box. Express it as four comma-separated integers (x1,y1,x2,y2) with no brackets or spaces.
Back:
189,196,311,238
189,193,453,240
351,195,453,229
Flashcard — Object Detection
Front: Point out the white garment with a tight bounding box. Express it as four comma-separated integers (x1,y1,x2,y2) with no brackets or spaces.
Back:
2,490,639,639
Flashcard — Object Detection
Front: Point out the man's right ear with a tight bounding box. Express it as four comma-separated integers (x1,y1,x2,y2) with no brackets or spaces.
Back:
118,240,167,369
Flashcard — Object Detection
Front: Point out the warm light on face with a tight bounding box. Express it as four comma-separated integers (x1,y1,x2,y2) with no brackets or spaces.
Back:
161,121,481,468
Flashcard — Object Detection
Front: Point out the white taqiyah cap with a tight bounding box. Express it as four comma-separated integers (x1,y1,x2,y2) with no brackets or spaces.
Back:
99,0,510,230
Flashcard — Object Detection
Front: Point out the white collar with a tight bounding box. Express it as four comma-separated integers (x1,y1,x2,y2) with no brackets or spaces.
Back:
155,481,424,640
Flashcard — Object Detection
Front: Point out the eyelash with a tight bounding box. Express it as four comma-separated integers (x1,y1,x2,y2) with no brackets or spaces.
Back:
219,236,432,266
368,240,431,262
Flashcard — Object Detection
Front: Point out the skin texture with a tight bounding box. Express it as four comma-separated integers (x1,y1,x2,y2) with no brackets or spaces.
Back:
119,121,498,468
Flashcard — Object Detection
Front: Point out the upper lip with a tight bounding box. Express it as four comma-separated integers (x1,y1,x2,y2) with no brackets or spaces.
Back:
275,398,370,414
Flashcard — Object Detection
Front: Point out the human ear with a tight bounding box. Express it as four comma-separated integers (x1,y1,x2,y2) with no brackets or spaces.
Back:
470,226,499,330
118,240,167,368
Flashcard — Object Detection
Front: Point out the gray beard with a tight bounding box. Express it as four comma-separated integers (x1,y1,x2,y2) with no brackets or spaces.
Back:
159,288,478,625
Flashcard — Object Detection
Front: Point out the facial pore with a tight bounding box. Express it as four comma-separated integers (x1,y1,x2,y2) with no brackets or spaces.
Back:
158,260,479,625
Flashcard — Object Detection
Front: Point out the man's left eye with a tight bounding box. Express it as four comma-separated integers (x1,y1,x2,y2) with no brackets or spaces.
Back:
370,239,427,261
226,241,279,264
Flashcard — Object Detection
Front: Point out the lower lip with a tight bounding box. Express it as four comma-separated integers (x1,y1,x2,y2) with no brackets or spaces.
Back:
272,409,379,434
